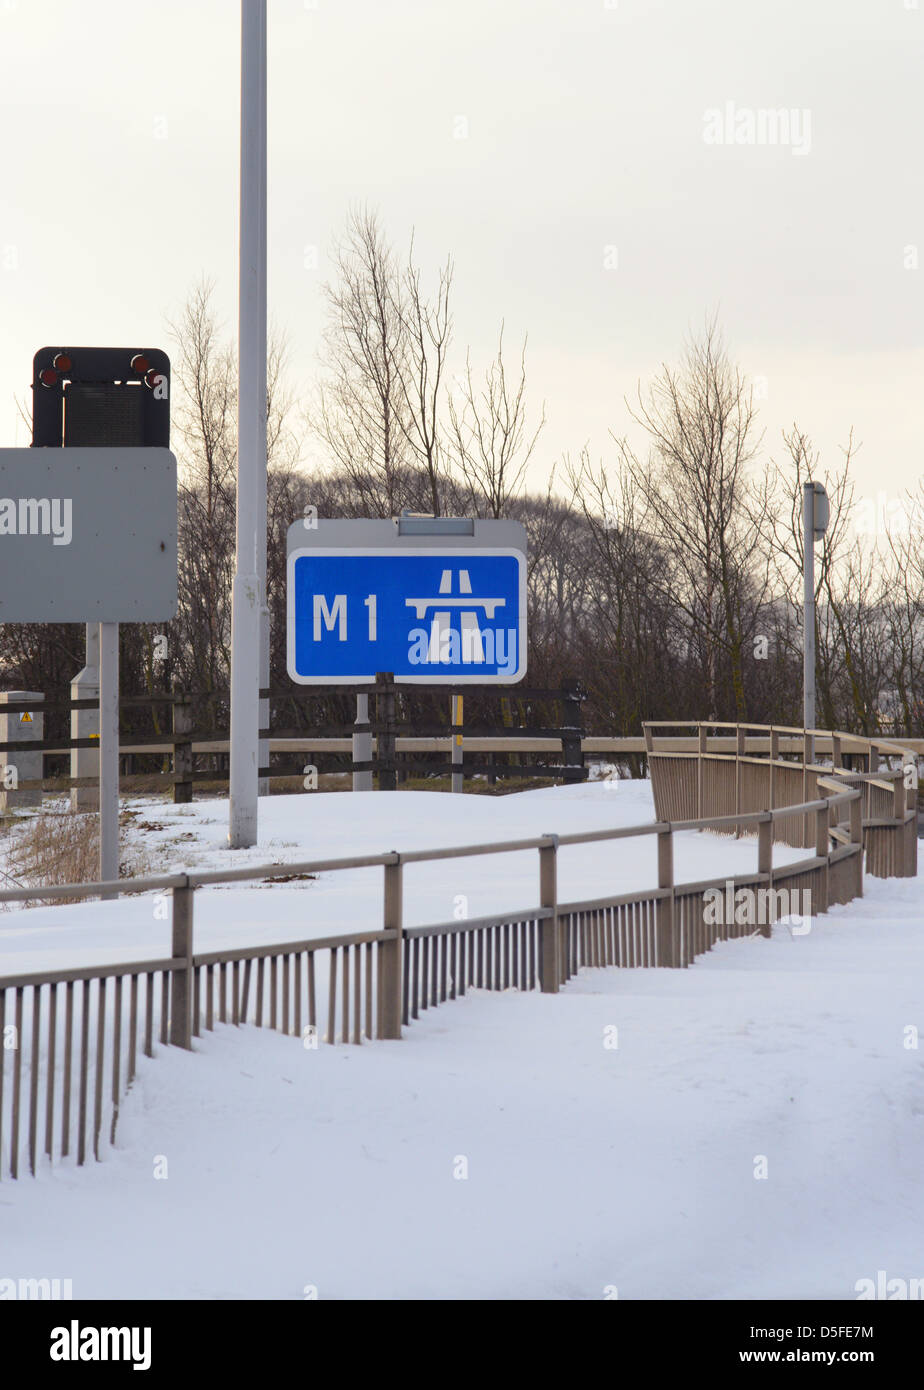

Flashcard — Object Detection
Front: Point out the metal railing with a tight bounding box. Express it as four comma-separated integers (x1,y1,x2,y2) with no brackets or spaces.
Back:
0,727,873,1179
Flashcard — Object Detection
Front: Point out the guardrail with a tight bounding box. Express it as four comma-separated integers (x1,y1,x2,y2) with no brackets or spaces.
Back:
0,741,866,1179
643,720,918,879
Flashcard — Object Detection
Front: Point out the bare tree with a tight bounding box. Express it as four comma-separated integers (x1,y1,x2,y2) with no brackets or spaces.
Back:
312,208,410,517
448,327,546,518
396,239,453,515
615,320,766,719
164,282,304,723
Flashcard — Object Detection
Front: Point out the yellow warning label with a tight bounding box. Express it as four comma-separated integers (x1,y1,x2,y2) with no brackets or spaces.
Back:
19,711,32,724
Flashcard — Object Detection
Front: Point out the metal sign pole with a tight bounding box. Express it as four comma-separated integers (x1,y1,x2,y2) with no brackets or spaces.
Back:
229,0,267,849
71,623,100,811
803,482,815,764
99,621,119,896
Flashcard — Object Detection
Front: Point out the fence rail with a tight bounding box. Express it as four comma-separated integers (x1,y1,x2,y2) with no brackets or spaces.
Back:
1,720,885,1180
6,681,924,804
643,720,918,879
0,679,590,800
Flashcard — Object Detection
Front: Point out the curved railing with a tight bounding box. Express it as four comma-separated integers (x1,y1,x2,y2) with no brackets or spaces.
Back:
1,727,899,1180
643,722,918,879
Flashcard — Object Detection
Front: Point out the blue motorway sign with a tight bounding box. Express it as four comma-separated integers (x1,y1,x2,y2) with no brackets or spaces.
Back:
286,528,527,684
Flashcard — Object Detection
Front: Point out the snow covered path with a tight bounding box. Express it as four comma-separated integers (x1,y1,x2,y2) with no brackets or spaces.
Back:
1,784,922,1300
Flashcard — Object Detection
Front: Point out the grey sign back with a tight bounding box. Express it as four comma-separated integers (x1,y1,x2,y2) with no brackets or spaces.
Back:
0,447,178,622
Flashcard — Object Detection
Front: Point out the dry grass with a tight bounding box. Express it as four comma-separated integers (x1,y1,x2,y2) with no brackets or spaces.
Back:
4,808,150,905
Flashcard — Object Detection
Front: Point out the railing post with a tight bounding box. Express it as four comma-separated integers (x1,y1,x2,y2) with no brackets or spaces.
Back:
892,771,904,820
769,726,779,816
172,694,193,805
170,878,194,1049
757,813,772,938
734,726,745,839
815,803,829,916
892,772,906,877
697,725,707,820
849,789,864,898
539,835,560,991
655,826,675,966
802,730,813,849
381,855,403,1038
375,673,396,791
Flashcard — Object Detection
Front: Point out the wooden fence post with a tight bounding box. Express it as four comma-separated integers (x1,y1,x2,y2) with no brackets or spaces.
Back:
892,772,907,877
561,678,585,784
170,879,194,1049
758,813,772,938
734,726,746,838
380,855,403,1038
656,827,675,966
849,788,864,898
697,725,707,820
815,804,829,916
539,835,560,991
172,695,193,805
375,673,396,791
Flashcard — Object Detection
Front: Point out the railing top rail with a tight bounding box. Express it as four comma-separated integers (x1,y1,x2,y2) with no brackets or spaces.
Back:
0,781,862,906
0,871,190,904
642,719,917,760
187,850,399,887
0,957,179,991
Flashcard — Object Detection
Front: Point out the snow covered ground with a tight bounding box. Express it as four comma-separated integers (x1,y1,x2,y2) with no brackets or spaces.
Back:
0,779,805,976
1,781,922,1300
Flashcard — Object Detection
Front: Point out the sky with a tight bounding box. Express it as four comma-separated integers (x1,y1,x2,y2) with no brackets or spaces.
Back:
0,0,921,510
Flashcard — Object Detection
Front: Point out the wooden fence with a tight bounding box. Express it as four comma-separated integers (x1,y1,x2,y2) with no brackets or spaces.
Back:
0,679,589,800
643,720,918,879
0,722,877,1180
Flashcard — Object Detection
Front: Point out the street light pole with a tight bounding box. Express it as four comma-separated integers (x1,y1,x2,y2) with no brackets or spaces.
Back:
229,0,267,849
803,480,829,764
803,481,815,750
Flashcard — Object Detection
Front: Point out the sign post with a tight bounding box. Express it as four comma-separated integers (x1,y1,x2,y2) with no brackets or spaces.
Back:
99,622,119,895
0,446,177,884
451,694,463,793
352,694,372,791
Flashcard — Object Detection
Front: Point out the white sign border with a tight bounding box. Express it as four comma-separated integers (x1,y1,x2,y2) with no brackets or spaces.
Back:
286,545,528,685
